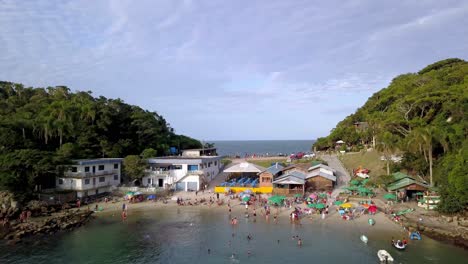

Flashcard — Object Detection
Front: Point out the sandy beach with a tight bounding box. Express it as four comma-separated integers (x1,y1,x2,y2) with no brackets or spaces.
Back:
91,190,406,237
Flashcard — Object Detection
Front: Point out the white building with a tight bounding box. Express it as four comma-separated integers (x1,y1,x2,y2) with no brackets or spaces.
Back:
56,158,122,198
142,148,222,191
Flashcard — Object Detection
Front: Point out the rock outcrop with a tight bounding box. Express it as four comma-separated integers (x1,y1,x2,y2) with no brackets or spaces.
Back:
2,210,94,244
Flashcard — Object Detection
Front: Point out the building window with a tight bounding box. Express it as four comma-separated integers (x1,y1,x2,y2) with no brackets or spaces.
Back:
71,167,77,172
84,179,90,185
98,165,105,171
188,165,198,171
58,179,63,185
84,166,90,172
147,178,151,184
114,175,118,180
99,177,105,182
172,165,182,170
114,163,118,169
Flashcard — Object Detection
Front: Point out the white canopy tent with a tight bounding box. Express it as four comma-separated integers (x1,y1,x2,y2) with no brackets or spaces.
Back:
223,162,264,173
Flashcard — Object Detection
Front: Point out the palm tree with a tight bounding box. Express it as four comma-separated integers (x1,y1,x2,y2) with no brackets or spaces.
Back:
376,132,399,175
49,100,73,147
407,126,444,186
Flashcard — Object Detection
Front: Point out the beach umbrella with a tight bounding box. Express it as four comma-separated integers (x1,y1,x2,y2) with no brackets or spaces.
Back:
315,203,325,209
309,193,317,199
242,196,250,202
126,191,135,196
294,194,302,198
350,179,361,186
368,205,377,213
361,179,369,185
358,187,372,194
383,193,397,200
318,193,327,198
307,203,316,208
334,200,343,206
341,203,353,208
147,194,156,200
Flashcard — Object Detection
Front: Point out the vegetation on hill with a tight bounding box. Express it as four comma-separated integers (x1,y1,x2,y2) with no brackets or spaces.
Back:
314,58,468,213
0,81,201,199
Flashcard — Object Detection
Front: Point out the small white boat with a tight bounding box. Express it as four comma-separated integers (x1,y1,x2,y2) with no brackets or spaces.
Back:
377,250,394,262
393,240,406,250
360,235,368,243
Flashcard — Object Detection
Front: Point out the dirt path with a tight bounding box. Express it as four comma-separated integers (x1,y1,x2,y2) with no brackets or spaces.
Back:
320,154,351,198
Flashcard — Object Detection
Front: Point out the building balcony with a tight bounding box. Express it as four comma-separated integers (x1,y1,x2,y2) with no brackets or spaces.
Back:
64,169,119,178
187,170,204,175
145,170,171,176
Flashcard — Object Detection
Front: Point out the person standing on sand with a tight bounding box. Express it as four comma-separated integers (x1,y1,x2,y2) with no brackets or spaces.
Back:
121,210,127,221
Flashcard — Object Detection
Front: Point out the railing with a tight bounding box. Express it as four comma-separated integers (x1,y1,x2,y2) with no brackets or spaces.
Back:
145,170,171,176
273,188,303,196
65,169,119,178
187,170,203,175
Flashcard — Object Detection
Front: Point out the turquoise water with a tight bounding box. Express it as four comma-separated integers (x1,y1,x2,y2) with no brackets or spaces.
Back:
210,140,315,157
1,208,466,264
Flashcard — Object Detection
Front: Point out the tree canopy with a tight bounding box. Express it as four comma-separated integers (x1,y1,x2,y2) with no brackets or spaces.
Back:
313,58,467,213
0,81,202,197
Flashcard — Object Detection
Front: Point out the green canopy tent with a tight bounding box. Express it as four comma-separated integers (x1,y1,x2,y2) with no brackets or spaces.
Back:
334,200,343,206
318,193,327,198
361,179,369,185
383,193,397,200
315,203,326,209
358,187,373,195
307,203,316,208
350,179,361,186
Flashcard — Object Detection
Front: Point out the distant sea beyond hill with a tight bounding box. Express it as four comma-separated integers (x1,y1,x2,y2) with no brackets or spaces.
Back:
209,140,315,157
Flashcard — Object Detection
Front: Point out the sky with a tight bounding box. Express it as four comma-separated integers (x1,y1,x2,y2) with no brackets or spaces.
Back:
1,0,467,140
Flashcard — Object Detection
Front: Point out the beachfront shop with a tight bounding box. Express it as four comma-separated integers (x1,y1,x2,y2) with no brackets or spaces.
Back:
387,172,429,199
272,171,305,195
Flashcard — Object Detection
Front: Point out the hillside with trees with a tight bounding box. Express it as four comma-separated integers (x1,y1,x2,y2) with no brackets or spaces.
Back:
314,58,467,213
0,82,201,199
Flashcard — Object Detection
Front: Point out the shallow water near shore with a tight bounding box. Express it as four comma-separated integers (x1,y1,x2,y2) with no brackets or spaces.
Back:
1,208,466,264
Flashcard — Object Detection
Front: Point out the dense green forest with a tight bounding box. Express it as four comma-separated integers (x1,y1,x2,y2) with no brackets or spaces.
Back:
0,82,201,197
314,58,467,213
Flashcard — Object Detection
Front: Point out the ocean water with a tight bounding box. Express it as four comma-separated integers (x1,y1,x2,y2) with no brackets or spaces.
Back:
1,207,466,264
210,140,315,157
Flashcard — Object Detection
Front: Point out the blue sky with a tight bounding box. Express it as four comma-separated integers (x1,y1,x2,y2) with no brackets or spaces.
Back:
1,0,467,140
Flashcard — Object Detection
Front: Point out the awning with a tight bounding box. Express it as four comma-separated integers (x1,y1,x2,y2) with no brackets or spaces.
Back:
223,162,265,173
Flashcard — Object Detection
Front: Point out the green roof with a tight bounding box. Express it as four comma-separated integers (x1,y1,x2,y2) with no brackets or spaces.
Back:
387,178,429,191
310,160,323,166
392,172,413,181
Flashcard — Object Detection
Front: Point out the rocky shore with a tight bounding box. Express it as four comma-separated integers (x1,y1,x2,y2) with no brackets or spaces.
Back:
1,191,94,244
401,213,468,249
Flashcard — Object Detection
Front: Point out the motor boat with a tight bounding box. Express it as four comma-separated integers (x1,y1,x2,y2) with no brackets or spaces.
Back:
410,231,421,240
377,250,394,262
393,240,406,250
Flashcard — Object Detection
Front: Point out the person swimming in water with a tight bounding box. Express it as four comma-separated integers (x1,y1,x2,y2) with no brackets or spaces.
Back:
247,234,252,241
298,238,303,247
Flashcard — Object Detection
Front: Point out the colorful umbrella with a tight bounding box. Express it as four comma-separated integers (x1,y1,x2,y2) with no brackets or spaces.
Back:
242,196,250,202
309,193,317,199
383,193,397,200
341,203,353,208
307,203,316,208
319,193,327,198
334,200,343,206
368,205,377,213
315,203,325,209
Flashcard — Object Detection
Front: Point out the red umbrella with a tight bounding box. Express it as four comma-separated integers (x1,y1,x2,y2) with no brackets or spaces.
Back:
368,205,377,213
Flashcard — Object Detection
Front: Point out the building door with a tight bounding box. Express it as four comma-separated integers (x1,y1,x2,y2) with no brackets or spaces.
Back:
92,166,96,174
175,182,185,191
187,182,198,191
158,179,164,187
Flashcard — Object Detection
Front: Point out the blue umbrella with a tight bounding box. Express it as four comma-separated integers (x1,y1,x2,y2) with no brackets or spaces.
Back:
147,194,156,200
